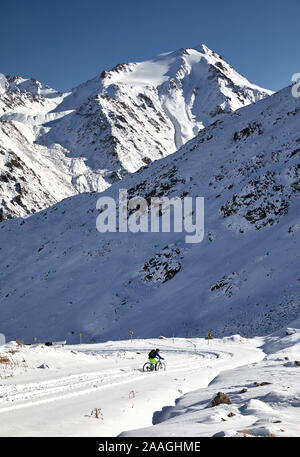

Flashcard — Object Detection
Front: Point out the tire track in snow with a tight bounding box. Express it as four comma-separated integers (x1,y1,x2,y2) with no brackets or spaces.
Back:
0,349,230,413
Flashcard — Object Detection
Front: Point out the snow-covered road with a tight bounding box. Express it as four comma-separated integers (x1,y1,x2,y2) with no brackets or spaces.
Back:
0,337,265,436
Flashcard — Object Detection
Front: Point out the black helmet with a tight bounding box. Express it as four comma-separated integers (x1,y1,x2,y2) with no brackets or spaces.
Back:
156,348,159,352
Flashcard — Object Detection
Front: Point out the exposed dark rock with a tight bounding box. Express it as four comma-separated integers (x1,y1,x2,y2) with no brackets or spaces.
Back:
210,392,232,407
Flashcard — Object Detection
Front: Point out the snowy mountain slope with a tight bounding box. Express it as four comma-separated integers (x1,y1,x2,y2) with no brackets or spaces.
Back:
0,45,272,219
0,83,298,343
0,120,80,221
0,75,64,118
38,44,272,188
0,76,79,220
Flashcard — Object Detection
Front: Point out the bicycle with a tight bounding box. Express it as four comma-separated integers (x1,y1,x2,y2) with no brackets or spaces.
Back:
143,360,166,372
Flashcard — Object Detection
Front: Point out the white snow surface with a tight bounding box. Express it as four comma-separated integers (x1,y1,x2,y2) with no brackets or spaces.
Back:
0,44,271,219
0,330,299,437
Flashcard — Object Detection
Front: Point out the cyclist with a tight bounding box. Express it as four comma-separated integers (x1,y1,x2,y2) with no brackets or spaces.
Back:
148,348,164,371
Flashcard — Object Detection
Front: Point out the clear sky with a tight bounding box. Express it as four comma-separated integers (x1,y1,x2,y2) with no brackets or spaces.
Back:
1,0,299,92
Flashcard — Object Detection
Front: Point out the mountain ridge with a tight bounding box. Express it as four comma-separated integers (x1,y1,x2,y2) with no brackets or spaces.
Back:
0,83,298,343
0,44,272,220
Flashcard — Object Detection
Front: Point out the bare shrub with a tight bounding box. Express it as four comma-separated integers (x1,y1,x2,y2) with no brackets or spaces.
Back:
0,355,10,364
90,408,103,420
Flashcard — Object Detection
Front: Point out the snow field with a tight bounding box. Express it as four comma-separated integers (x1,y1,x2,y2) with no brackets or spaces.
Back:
0,336,265,436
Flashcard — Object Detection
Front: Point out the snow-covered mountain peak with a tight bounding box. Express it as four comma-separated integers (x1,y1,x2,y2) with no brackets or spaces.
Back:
5,75,62,98
193,42,210,52
44,43,272,176
0,74,67,120
98,43,271,95
0,44,272,220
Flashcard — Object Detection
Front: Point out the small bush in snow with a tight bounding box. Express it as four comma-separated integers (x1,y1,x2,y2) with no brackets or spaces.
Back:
0,355,10,364
91,408,103,420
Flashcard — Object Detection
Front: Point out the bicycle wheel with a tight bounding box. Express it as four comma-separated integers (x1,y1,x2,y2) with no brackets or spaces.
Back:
157,362,166,371
143,362,153,372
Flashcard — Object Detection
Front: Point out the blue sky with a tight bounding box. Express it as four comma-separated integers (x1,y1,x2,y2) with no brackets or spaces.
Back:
1,0,299,92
